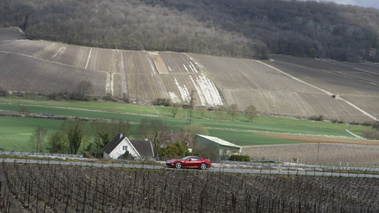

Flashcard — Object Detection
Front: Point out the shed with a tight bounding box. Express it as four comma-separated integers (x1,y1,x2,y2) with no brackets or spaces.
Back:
195,134,242,159
103,133,155,160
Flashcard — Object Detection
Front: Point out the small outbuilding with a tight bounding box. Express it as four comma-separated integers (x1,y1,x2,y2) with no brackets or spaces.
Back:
195,134,242,160
103,133,155,160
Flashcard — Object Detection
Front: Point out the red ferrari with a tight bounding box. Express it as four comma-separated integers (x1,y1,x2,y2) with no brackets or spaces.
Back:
166,156,211,170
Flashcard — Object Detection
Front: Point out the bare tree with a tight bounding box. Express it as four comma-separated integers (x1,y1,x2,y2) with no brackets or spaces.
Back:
0,86,8,96
189,90,196,110
245,104,257,122
228,104,239,120
181,123,208,138
62,120,86,154
72,81,93,100
171,103,181,118
92,120,131,149
214,105,226,120
29,126,48,153
137,118,169,156
372,121,379,130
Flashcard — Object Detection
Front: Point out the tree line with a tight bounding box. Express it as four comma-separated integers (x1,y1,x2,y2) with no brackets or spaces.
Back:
28,118,219,160
1,0,379,62
27,111,258,161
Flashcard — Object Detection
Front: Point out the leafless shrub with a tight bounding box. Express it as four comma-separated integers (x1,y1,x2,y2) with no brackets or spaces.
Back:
362,129,379,140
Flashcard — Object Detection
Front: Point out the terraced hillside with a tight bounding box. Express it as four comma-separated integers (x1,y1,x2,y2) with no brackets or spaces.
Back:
0,28,378,122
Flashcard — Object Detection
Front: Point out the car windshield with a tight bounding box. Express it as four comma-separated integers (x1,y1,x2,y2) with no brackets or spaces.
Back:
182,156,193,160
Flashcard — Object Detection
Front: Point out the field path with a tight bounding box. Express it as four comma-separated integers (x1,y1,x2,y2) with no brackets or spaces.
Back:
105,72,114,95
118,51,127,97
84,48,92,69
258,60,378,121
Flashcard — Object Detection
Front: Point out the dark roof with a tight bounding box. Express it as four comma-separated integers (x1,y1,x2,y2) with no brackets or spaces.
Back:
130,140,155,157
102,133,125,154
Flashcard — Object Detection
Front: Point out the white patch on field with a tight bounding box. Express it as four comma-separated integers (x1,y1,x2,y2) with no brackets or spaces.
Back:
183,61,199,73
85,48,92,69
168,66,172,72
169,92,180,103
183,64,189,72
189,61,199,73
105,72,114,96
51,47,65,60
118,51,127,97
146,55,158,75
189,56,201,69
174,77,190,102
190,74,223,106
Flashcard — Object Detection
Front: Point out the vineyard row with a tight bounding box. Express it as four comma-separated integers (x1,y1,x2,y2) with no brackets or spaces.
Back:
0,162,378,212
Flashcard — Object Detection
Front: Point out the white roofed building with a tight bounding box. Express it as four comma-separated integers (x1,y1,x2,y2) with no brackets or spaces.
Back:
103,133,155,160
195,134,242,160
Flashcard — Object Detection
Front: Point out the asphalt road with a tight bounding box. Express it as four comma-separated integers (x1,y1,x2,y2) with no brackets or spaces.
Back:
2,158,379,179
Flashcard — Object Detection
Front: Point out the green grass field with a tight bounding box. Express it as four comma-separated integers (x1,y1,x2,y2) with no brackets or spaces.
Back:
0,117,63,151
0,97,157,115
0,97,371,152
208,129,300,146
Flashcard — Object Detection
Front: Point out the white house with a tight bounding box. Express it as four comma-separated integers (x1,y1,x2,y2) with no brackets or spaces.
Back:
103,133,154,160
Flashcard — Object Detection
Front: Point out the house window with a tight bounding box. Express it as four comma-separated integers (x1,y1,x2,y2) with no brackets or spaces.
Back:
122,146,128,150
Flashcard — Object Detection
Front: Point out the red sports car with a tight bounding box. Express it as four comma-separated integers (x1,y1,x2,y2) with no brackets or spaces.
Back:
166,156,211,170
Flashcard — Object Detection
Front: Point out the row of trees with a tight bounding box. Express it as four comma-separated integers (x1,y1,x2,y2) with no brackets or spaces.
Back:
1,0,379,61
29,119,130,157
47,81,94,101
28,119,132,157
27,118,212,159
171,103,257,121
154,97,257,121
363,121,379,140
0,81,94,101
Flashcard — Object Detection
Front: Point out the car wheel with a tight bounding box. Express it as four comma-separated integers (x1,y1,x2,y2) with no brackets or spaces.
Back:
200,163,207,170
175,162,182,169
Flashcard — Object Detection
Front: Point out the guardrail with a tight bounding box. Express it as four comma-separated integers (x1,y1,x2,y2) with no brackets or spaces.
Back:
219,160,379,172
0,151,83,159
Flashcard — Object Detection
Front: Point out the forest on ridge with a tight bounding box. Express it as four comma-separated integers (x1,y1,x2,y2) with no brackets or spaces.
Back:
1,0,379,61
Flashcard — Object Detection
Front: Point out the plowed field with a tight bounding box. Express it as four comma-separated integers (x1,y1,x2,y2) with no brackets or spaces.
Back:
242,133,379,166
257,132,379,145
0,28,378,122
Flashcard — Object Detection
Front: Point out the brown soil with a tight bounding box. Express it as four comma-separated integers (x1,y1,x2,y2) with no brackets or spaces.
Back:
257,132,379,146
148,52,169,74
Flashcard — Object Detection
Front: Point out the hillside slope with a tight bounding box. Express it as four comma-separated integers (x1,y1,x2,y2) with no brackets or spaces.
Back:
1,0,379,61
0,28,378,122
